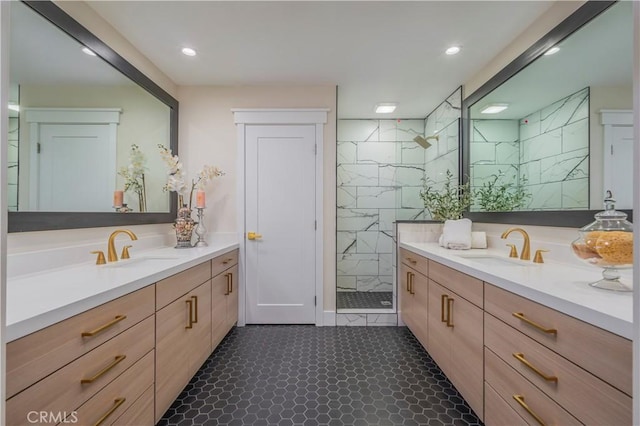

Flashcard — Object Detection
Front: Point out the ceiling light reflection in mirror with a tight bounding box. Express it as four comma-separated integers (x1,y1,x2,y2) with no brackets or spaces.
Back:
8,1,172,213
467,1,632,213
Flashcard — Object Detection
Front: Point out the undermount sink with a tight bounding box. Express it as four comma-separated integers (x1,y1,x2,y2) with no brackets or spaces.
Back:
102,256,181,268
455,254,534,267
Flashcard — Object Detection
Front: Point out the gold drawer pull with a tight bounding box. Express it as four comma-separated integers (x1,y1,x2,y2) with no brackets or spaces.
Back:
185,299,193,329
513,395,546,426
446,297,454,328
94,397,126,426
225,273,232,295
441,294,448,323
229,272,234,293
409,273,415,295
82,315,127,337
80,355,126,384
406,257,417,265
513,353,558,382
191,295,198,323
405,272,411,292
222,257,234,265
512,312,557,335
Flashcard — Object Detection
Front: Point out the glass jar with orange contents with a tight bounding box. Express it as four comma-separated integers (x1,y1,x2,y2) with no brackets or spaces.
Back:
571,192,633,291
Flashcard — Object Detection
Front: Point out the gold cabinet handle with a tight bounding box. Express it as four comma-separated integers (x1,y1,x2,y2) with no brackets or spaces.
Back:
513,353,558,382
247,232,262,240
446,297,454,328
191,295,198,324
94,397,126,426
405,272,411,292
512,312,557,335
185,299,193,329
225,273,232,295
82,315,127,337
409,273,415,295
406,257,417,265
229,273,234,293
513,395,546,426
222,257,234,265
80,355,126,384
441,294,448,323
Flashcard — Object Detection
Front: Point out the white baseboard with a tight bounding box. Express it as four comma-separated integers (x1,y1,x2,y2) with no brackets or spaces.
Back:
322,310,336,326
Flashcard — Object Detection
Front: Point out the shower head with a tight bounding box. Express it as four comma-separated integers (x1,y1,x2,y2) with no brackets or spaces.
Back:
413,135,439,149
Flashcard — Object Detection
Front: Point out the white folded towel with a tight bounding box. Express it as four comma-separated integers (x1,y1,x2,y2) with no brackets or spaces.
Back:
442,218,472,250
471,231,487,249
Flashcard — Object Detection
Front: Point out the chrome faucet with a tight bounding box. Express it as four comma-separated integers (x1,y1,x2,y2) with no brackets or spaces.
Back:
107,229,138,262
501,227,531,261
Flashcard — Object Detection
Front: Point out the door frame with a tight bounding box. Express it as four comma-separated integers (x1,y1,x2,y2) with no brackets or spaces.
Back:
601,109,633,206
24,108,121,210
233,108,329,326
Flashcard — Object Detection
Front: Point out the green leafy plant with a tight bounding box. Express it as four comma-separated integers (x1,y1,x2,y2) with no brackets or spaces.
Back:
475,173,531,212
419,169,472,221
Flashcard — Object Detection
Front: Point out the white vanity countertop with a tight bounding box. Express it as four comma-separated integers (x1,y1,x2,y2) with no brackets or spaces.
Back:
7,234,239,342
400,242,633,339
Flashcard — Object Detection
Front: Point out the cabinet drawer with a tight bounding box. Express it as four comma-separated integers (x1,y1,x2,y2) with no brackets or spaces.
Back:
74,350,154,426
112,385,154,426
428,260,482,308
399,248,427,276
6,316,154,426
212,249,239,277
156,261,211,309
485,313,631,425
484,382,527,426
485,347,580,426
485,284,631,395
6,285,154,398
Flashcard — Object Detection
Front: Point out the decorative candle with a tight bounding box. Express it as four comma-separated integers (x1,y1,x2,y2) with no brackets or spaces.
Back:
195,189,206,208
113,190,124,207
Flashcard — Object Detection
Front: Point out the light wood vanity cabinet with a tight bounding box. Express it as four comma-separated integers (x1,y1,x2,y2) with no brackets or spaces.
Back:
155,263,213,423
427,261,484,421
398,247,632,425
484,284,632,426
399,251,428,347
6,248,240,426
212,264,239,348
6,286,155,426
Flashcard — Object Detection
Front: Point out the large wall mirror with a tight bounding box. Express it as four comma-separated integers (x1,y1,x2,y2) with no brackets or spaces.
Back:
8,0,178,232
462,1,633,227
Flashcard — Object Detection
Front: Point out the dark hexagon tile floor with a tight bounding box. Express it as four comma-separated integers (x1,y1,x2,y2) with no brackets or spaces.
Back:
336,291,393,310
158,326,483,426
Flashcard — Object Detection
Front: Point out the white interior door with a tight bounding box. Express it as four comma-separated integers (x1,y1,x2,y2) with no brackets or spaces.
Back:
34,123,114,211
605,125,634,209
245,124,317,324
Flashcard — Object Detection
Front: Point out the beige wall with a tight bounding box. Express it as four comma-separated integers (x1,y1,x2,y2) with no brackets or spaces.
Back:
177,85,337,311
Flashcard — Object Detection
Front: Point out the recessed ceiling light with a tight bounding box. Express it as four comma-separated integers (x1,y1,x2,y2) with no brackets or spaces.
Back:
375,103,397,114
445,46,461,55
182,47,197,56
8,103,19,112
480,103,509,114
81,47,96,56
544,46,560,56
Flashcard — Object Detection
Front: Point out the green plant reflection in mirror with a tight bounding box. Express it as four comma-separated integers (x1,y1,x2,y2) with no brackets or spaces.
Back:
467,1,632,212
8,1,172,213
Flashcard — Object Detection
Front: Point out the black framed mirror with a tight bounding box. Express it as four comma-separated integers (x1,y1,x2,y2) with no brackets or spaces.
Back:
8,0,178,232
462,1,633,227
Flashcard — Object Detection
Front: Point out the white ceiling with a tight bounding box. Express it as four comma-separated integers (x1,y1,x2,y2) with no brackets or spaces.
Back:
85,1,556,119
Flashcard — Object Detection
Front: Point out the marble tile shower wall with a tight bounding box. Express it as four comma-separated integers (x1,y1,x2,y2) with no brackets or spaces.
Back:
8,117,18,211
424,88,462,189
470,88,589,211
519,87,589,210
337,119,425,293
